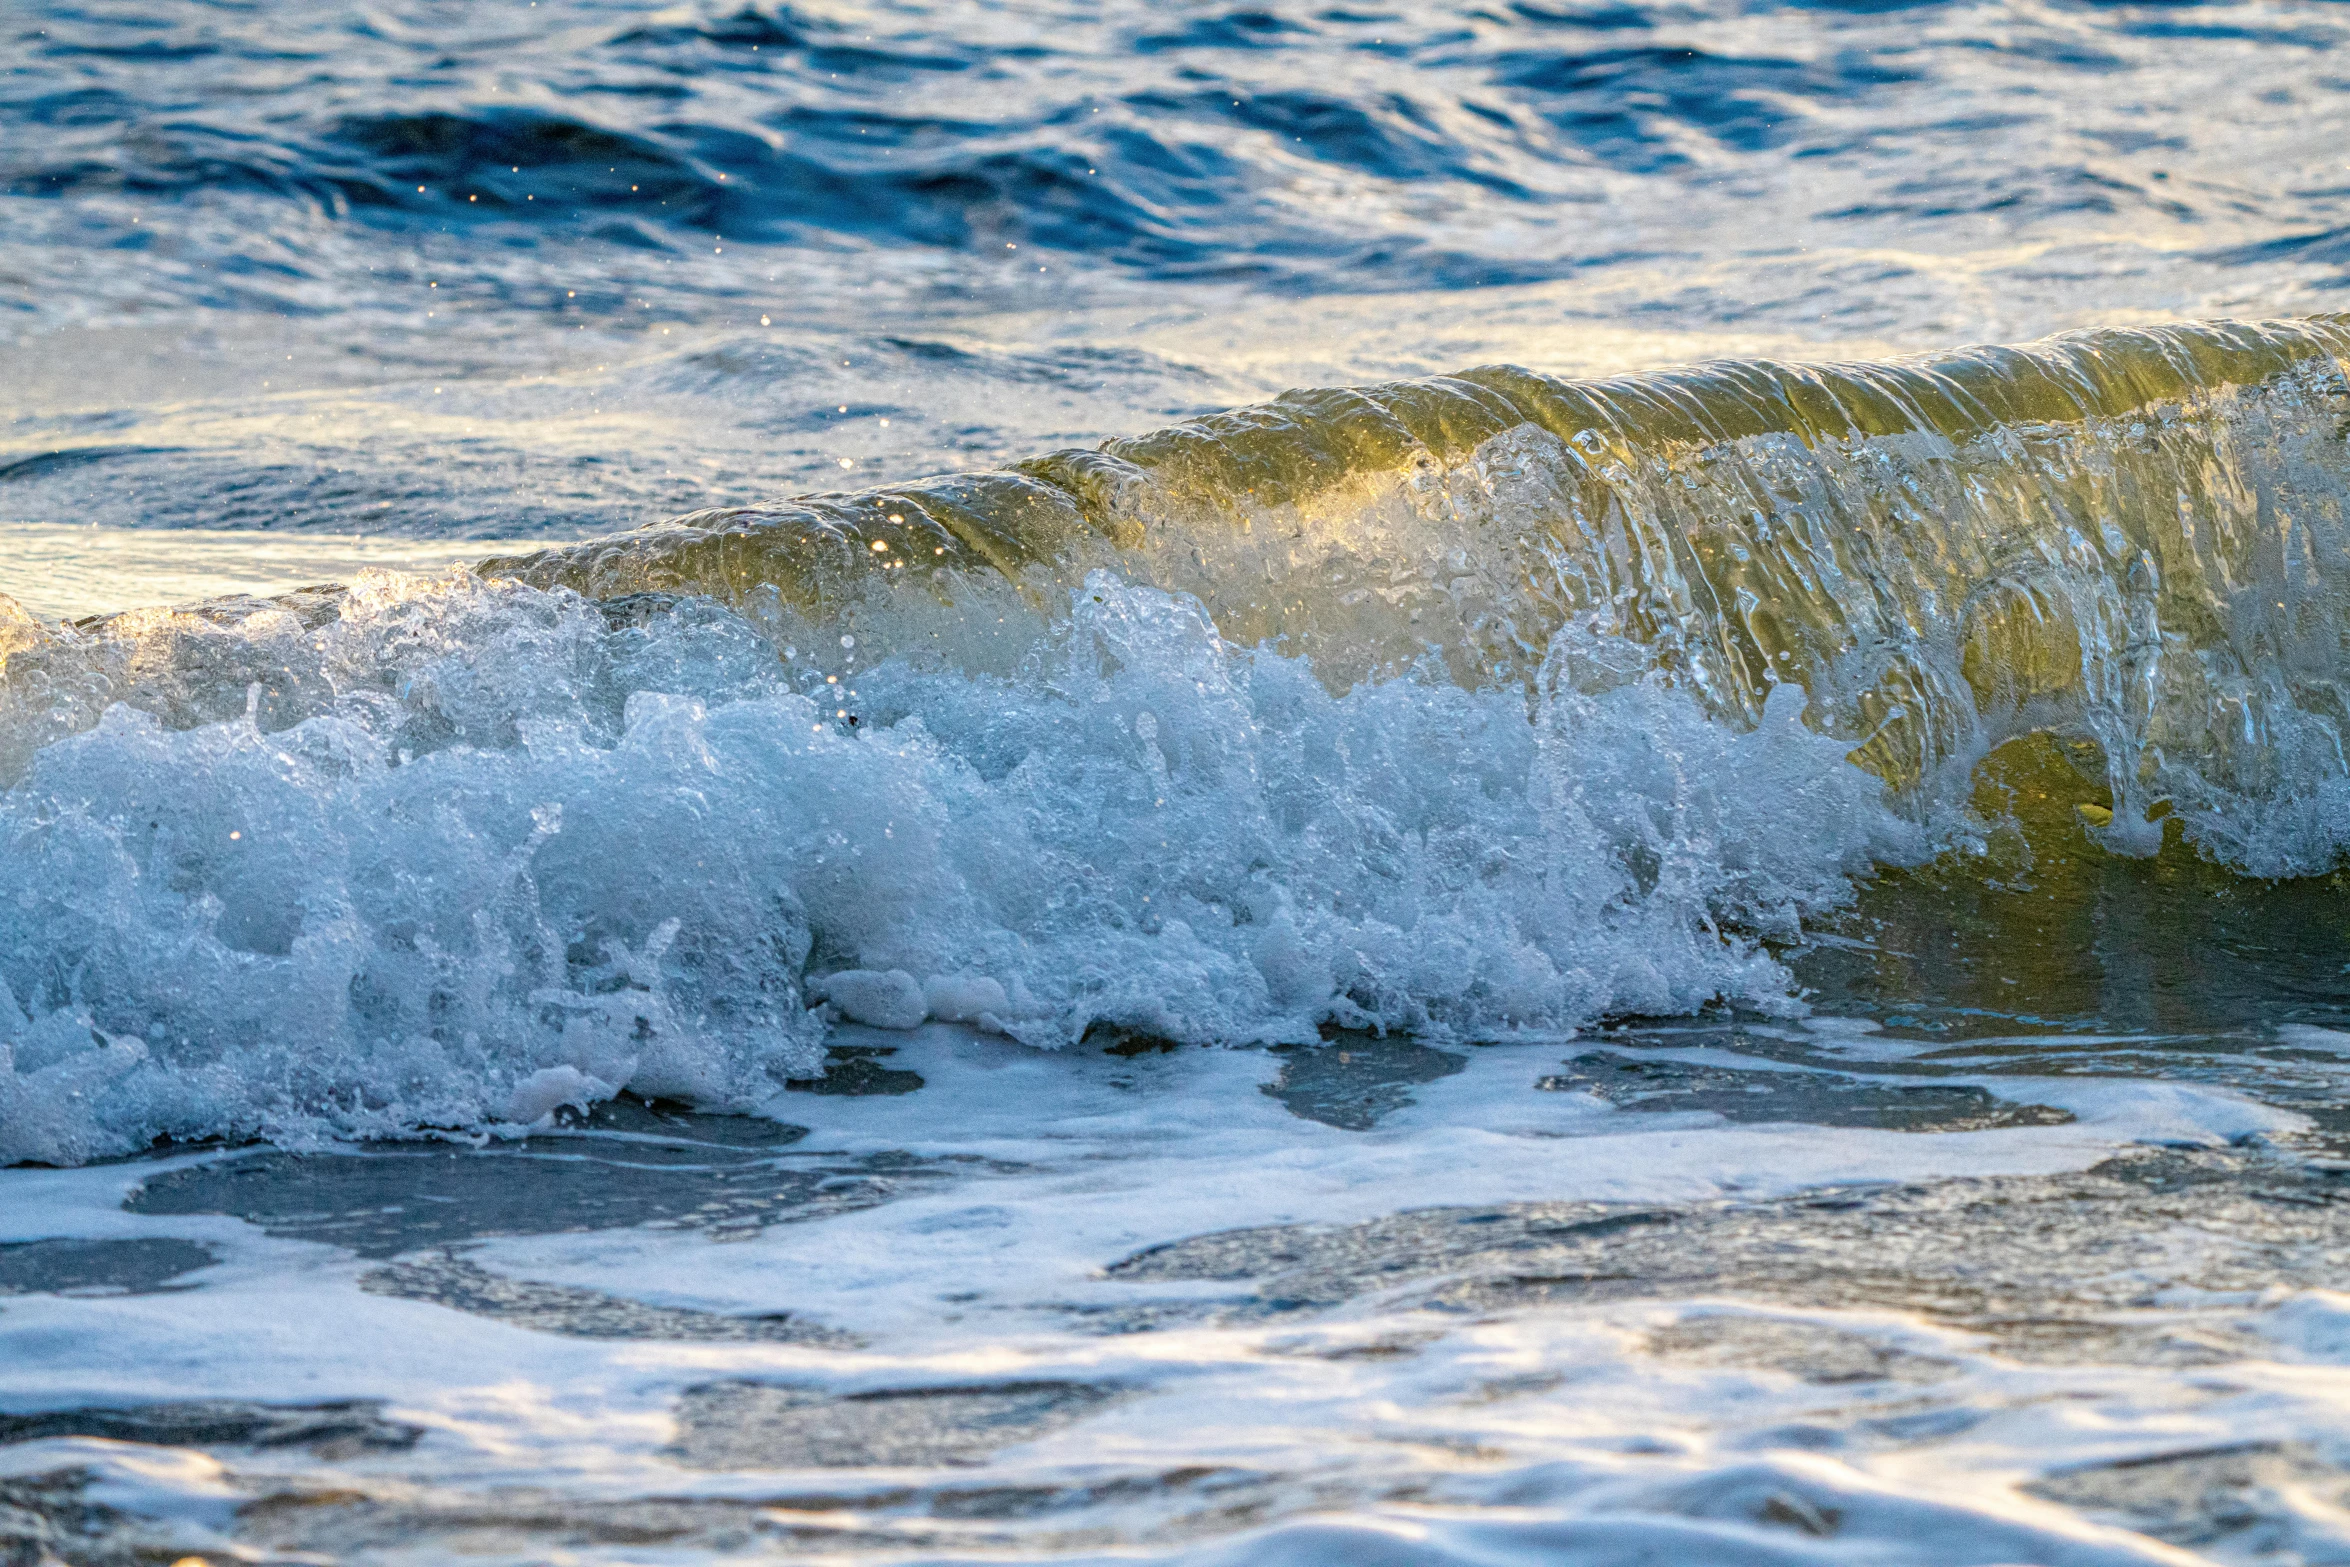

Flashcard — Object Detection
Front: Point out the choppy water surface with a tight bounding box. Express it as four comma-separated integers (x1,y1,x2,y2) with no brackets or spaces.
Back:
13,2,2350,1564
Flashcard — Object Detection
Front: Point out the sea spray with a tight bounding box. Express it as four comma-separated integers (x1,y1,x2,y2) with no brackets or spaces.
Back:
0,569,1908,1164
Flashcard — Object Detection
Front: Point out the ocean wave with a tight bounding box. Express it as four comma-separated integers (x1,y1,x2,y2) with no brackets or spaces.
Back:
495,315,2350,871
6,316,2350,1163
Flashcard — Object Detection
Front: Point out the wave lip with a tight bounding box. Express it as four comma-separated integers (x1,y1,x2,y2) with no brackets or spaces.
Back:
497,314,2350,871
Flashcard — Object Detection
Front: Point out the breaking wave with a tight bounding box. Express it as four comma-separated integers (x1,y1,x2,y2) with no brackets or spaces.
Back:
5,315,2350,1163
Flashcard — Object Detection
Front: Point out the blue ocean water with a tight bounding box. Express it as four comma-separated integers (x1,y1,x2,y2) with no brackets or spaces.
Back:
9,0,2350,541
15,0,2350,306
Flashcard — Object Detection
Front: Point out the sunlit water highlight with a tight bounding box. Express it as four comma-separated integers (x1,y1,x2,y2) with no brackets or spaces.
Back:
0,526,485,621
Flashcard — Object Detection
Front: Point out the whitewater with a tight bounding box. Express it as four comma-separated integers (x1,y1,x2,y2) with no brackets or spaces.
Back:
8,317,2350,1163
17,0,2350,1562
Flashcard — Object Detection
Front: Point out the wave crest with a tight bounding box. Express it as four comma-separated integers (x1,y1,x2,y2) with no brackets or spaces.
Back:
492,315,2350,870
12,315,2350,1160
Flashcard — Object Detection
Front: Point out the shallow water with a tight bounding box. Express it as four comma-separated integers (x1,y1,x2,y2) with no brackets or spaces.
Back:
13,0,2350,1563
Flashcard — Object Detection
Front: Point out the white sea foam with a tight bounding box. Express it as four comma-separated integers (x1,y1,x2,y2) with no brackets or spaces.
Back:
0,1029,2322,1565
0,568,1919,1164
2275,1023,2350,1056
1104,1461,2202,1567
6,559,2338,1567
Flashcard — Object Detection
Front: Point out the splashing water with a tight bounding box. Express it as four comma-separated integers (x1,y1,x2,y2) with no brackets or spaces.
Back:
0,561,1917,1165
7,317,2350,1160
9,316,2350,1567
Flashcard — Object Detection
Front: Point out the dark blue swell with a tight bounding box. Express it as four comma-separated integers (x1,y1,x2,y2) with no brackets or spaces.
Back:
6,0,2348,306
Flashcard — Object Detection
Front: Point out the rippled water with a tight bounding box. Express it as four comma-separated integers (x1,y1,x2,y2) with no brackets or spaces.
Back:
14,0,2350,554
13,2,2350,1565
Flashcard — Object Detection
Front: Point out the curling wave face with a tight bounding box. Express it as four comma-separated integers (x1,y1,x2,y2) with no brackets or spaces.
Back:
493,314,2350,863
4,315,2350,1163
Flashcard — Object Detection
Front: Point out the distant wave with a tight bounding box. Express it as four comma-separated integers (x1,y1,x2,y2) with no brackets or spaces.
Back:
8,0,2313,306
